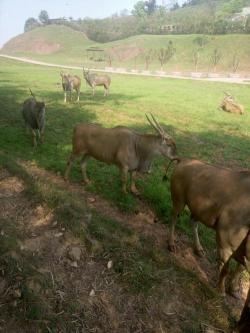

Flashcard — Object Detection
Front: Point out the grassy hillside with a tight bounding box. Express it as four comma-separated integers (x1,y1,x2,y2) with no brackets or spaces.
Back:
2,25,250,73
1,25,96,65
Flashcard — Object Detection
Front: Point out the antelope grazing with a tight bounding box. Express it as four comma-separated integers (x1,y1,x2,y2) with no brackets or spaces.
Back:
65,114,177,194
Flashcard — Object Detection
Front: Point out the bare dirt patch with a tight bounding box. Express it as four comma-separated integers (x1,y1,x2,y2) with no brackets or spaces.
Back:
3,35,60,55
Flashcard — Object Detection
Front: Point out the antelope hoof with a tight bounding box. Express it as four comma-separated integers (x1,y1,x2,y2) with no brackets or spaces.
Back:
194,248,205,258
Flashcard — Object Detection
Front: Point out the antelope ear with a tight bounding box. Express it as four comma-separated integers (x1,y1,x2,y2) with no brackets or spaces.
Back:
60,71,63,77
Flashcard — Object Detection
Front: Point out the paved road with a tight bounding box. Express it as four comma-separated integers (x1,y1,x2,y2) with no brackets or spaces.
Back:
1,53,250,85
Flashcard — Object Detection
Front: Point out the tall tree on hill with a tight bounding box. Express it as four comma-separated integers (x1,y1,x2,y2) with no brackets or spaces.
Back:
132,1,148,18
158,41,176,70
192,35,209,71
24,17,40,32
132,0,156,17
231,52,240,73
144,49,154,70
193,35,209,48
210,48,222,72
145,0,157,14
39,10,50,25
192,49,200,72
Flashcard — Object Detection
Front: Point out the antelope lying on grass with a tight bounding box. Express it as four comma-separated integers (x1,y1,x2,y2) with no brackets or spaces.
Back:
64,114,177,194
22,89,46,147
166,158,250,295
83,67,111,96
220,92,244,115
60,71,81,102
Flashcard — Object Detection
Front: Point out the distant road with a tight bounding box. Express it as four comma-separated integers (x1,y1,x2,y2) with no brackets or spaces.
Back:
1,53,250,85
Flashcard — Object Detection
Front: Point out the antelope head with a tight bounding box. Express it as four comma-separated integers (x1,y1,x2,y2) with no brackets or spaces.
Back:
146,113,177,160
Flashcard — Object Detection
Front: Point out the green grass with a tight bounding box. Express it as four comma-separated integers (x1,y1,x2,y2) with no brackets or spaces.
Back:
2,25,250,73
1,56,250,253
1,56,244,331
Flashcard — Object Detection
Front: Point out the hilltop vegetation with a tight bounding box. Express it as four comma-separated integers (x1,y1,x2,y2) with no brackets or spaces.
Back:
2,1,250,74
2,25,250,74
23,0,250,43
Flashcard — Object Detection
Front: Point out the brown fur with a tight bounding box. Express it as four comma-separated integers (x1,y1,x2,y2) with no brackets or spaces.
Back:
83,68,111,96
60,71,81,102
220,95,244,115
168,158,250,294
22,90,46,147
64,118,177,194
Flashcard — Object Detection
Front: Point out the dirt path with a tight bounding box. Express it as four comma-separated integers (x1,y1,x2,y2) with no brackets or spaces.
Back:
1,53,250,85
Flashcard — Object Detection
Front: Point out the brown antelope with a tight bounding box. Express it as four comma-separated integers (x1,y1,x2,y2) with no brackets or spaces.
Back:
22,89,46,147
83,67,111,96
64,114,177,194
60,71,81,102
220,92,244,115
166,158,250,295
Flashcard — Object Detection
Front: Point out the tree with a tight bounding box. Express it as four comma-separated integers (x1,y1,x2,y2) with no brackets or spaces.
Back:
193,49,200,72
231,53,240,73
158,41,176,70
24,17,40,32
133,48,143,69
144,49,154,70
107,48,114,67
145,0,157,15
193,35,209,48
132,1,147,18
39,10,49,24
210,48,222,72
132,0,156,17
192,35,208,71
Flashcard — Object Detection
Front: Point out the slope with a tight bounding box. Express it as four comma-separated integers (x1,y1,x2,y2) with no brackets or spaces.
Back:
2,24,250,73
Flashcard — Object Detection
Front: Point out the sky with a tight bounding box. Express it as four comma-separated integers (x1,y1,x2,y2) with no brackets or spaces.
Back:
0,0,185,48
